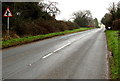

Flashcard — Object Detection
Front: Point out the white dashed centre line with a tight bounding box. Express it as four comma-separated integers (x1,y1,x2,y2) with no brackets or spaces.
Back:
42,43,71,59
42,31,96,59
53,42,71,53
42,53,53,59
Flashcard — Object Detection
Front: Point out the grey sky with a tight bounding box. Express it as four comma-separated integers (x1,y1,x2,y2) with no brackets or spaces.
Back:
50,0,119,21
2,0,119,21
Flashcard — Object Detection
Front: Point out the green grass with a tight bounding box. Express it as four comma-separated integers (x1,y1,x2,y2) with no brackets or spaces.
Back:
1,27,94,48
106,30,120,79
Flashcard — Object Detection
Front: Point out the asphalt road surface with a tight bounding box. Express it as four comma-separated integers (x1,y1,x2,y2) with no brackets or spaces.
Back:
2,28,108,79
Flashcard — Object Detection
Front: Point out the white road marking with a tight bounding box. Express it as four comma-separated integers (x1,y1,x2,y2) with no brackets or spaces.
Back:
53,42,71,53
42,53,53,59
42,30,97,59
42,43,71,59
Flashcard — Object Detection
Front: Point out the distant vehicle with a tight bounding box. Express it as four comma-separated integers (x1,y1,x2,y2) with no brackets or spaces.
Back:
108,27,111,30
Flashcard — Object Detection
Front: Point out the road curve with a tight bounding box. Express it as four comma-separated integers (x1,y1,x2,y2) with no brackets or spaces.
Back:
2,28,108,79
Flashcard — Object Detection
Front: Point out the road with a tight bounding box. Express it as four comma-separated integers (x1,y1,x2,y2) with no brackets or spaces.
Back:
2,28,108,79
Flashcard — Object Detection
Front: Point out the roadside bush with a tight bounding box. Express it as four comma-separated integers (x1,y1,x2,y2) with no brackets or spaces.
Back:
2,17,79,39
112,19,120,30
2,2,80,39
9,18,79,37
2,31,20,41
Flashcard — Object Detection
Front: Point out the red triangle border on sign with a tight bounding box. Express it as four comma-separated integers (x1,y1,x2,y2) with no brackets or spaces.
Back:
3,7,13,17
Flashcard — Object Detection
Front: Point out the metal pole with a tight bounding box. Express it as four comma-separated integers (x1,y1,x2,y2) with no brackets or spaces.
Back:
7,17,9,36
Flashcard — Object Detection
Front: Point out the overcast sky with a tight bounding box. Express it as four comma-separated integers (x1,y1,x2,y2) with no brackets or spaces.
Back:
49,0,119,21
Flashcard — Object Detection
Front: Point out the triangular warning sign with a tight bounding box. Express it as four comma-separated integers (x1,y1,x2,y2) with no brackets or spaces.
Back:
3,8,13,17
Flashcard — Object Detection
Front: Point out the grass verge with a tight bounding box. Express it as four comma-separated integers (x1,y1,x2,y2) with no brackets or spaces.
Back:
1,27,94,49
105,30,120,79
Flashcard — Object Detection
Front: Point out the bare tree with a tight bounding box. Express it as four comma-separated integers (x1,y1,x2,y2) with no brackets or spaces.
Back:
39,1,60,18
73,10,93,27
117,1,120,8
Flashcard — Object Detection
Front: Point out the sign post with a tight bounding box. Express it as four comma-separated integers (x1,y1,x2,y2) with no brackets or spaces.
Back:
7,17,9,35
3,7,13,35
